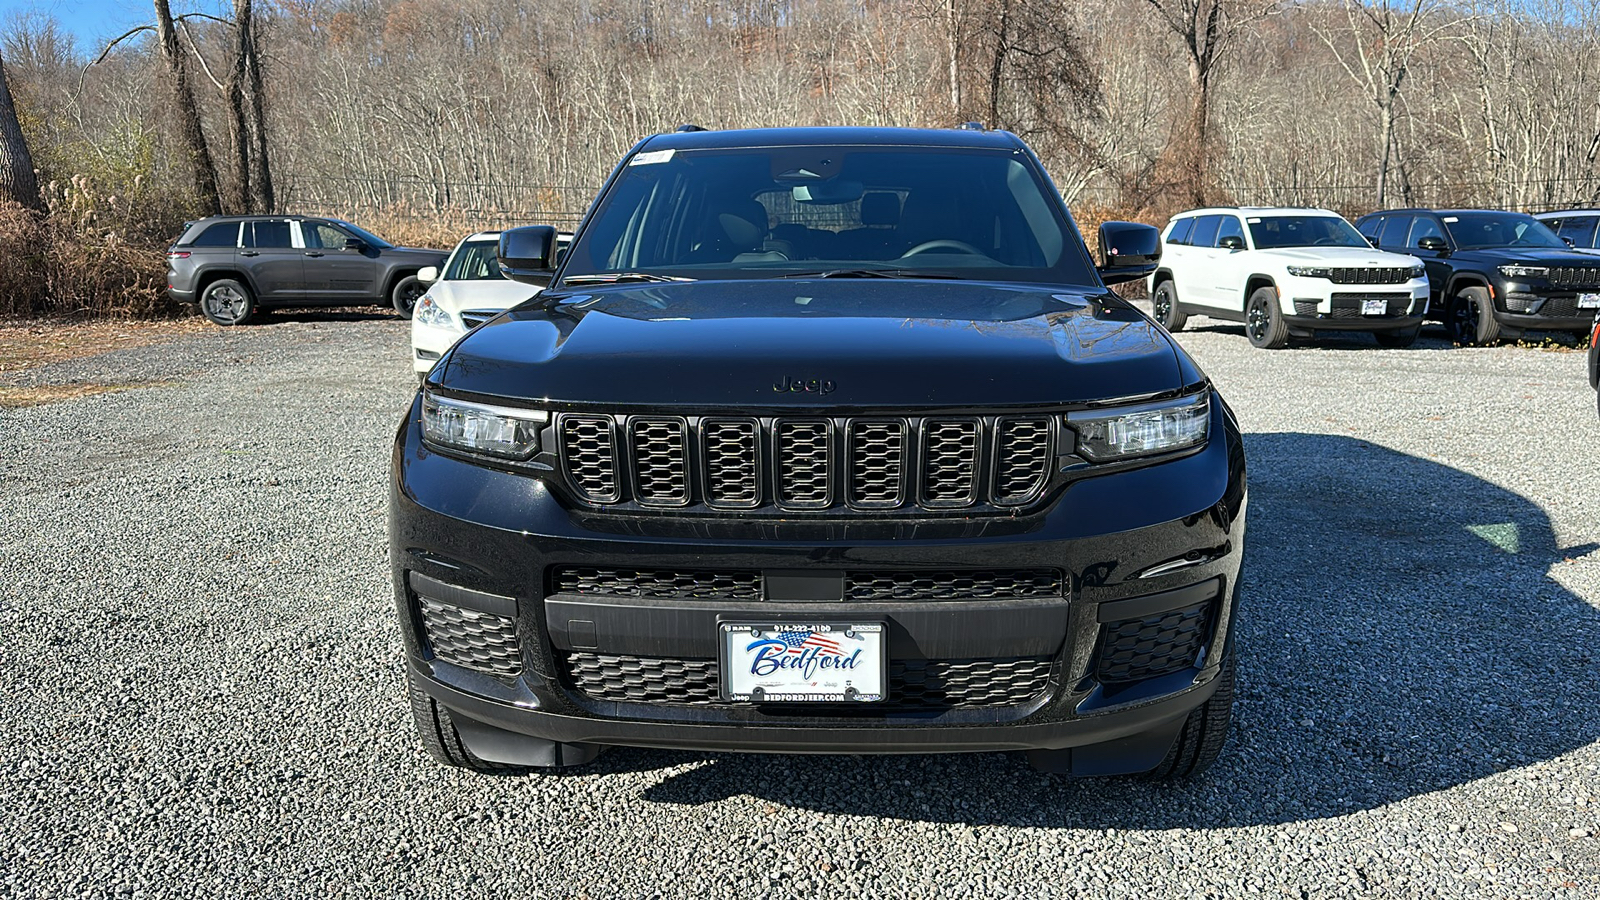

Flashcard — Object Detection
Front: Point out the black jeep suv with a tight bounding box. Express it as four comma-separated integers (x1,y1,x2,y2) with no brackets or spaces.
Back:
390,127,1247,778
167,216,446,324
1356,208,1600,345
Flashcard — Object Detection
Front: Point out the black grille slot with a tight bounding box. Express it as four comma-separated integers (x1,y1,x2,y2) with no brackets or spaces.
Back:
702,418,760,508
418,598,521,676
1096,601,1213,684
560,652,1052,710
459,309,500,329
921,418,980,506
845,569,1063,600
991,417,1052,504
630,417,689,506
1328,293,1411,318
774,419,832,508
1329,267,1412,285
848,420,907,507
560,415,620,502
552,567,762,600
1549,267,1600,289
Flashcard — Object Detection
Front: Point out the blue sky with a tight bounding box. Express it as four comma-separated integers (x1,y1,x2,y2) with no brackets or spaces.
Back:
1,0,230,55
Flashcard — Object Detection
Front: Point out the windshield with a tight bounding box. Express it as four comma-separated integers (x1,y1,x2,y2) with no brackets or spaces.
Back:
1441,212,1566,250
558,145,1097,286
1246,215,1368,249
443,240,504,281
330,219,394,249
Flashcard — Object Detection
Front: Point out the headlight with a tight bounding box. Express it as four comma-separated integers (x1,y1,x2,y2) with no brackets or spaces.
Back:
1067,393,1210,462
1286,266,1334,279
1408,264,1425,279
1497,265,1549,279
421,392,545,459
413,294,457,329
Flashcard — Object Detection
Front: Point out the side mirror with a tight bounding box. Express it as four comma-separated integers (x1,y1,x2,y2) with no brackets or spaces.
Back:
343,237,366,252
498,225,558,285
1417,236,1449,253
1367,235,1381,248
1218,235,1245,251
1096,221,1161,286
1563,236,1576,248
418,266,439,283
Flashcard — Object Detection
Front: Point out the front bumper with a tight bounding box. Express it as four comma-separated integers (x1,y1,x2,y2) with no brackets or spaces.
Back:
390,392,1247,764
410,321,466,373
1281,277,1428,332
1495,284,1600,333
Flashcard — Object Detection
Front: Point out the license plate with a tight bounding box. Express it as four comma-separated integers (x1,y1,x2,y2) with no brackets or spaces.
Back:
1362,298,1388,316
1579,293,1600,309
720,623,886,702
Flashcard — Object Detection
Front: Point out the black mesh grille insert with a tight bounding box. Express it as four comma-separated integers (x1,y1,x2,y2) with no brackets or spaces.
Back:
845,569,1063,600
775,419,832,508
702,418,760,507
992,417,1052,504
1531,296,1585,318
561,415,619,502
1327,294,1411,318
630,417,689,506
921,418,979,505
559,652,1052,710
1096,601,1213,684
418,598,521,676
552,567,763,600
848,420,906,507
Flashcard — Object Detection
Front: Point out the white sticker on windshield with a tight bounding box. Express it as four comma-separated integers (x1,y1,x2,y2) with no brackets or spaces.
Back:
1246,217,1261,223
1443,216,1458,223
629,149,676,166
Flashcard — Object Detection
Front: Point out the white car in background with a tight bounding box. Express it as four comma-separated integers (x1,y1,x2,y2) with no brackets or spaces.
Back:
1147,207,1430,349
410,230,569,376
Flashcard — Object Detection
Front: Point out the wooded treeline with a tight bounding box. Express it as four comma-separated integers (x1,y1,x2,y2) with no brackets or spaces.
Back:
2,0,1600,315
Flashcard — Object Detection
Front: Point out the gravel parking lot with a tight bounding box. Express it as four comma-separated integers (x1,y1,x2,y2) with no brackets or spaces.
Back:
2,309,1596,898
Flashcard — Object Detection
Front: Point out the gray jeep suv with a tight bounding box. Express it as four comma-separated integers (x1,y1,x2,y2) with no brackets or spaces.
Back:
167,216,447,324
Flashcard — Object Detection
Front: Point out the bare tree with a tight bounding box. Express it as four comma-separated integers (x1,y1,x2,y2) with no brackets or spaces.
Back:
0,48,42,210
153,0,221,215
1313,0,1459,207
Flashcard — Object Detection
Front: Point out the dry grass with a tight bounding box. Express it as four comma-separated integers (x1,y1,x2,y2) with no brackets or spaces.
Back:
0,379,178,409
0,317,210,376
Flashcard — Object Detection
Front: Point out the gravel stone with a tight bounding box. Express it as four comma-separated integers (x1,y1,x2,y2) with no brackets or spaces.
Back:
0,311,1597,898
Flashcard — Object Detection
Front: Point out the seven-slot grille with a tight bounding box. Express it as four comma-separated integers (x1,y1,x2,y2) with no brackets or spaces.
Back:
558,414,1056,513
1328,267,1414,285
1547,267,1600,289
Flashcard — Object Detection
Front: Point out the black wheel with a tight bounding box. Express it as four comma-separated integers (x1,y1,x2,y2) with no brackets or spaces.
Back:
1374,324,1421,348
199,278,256,326
1152,280,1188,332
406,670,521,772
1146,654,1235,780
1244,286,1289,349
392,275,426,318
1445,285,1501,346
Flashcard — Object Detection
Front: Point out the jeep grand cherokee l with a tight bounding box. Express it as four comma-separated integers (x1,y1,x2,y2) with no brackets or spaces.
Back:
391,127,1247,778
167,216,446,325
1356,208,1600,345
1149,207,1428,349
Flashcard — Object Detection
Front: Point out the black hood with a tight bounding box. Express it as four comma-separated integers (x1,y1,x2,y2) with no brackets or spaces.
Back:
1454,247,1600,266
435,280,1190,408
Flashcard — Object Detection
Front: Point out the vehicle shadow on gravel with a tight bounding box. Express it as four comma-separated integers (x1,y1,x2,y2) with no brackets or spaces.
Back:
632,432,1600,828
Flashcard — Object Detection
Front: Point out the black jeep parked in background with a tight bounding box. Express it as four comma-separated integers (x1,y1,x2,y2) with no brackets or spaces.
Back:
1355,208,1600,345
167,216,447,325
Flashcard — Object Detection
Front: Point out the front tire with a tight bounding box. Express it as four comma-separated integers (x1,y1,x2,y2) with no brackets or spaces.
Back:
1374,324,1421,348
1245,286,1289,349
199,278,256,326
1152,280,1188,332
1446,286,1501,346
406,670,520,772
1146,654,1235,780
392,275,426,318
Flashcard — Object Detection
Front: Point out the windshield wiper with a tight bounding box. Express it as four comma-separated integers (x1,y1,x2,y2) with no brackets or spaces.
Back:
562,273,697,285
775,269,964,280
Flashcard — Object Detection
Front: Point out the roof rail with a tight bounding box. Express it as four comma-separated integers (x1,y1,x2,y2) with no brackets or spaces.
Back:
957,121,986,131
675,124,709,133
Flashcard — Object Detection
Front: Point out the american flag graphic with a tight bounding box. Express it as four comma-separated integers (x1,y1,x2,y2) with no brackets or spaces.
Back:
777,629,842,656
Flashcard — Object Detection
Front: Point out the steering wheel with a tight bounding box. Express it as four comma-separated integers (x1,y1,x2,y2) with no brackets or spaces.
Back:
900,239,984,258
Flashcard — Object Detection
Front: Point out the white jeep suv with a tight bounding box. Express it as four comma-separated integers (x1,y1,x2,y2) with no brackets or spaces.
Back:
1147,207,1430,348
